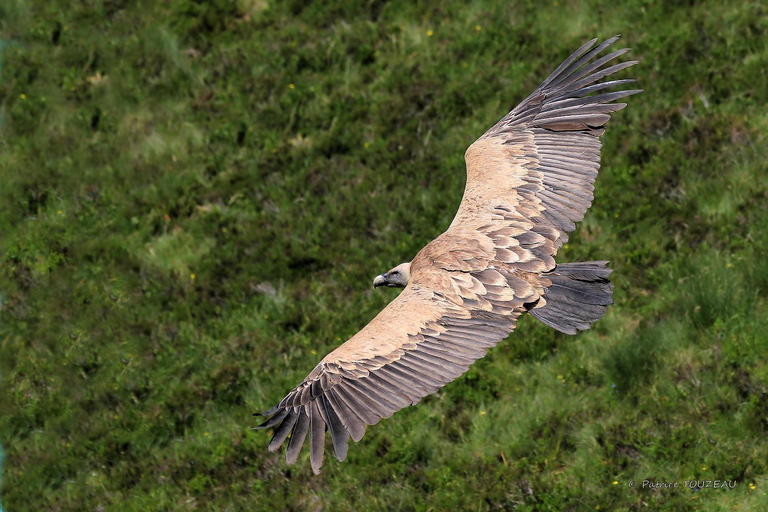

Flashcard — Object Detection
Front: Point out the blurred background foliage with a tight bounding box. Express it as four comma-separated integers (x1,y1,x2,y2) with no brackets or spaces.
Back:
0,0,766,510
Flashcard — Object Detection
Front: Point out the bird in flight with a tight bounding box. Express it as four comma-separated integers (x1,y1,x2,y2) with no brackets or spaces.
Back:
255,35,641,474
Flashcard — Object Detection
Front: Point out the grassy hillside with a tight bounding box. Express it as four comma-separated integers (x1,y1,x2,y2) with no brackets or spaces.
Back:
1,0,766,510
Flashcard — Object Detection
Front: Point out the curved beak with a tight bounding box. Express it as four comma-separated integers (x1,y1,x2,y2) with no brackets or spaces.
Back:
373,274,388,288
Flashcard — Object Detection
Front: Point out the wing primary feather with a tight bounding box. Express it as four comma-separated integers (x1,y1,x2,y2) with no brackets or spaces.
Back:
536,113,611,129
549,46,628,93
286,406,310,465
549,78,637,101
253,408,288,430
319,395,349,461
547,36,622,90
254,403,282,417
538,101,628,120
309,402,325,475
569,60,639,91
538,37,599,90
267,409,298,452
543,89,642,111
552,47,631,93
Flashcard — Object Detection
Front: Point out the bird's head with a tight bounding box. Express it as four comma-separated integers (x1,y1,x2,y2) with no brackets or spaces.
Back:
373,262,411,289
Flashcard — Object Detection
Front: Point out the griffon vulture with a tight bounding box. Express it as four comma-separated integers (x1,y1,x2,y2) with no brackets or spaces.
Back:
255,35,641,474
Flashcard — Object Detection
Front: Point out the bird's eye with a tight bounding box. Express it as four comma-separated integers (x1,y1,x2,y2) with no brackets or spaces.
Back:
390,271,399,276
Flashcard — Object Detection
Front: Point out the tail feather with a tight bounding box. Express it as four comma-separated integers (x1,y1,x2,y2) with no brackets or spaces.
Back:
530,261,613,335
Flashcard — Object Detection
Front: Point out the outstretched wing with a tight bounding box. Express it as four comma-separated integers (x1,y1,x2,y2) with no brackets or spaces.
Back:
255,263,536,474
454,34,641,250
256,36,639,473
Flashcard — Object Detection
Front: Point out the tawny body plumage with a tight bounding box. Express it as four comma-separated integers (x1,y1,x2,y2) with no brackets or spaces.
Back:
256,36,641,474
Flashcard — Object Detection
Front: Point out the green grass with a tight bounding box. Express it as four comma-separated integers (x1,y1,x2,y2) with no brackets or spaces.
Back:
1,0,767,510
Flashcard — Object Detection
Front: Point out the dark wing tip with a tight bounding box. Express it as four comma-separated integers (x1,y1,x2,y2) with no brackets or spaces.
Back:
253,403,281,417
489,36,640,137
253,407,288,430
309,401,326,474
255,377,370,473
285,405,310,464
268,409,298,452
530,42,641,133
